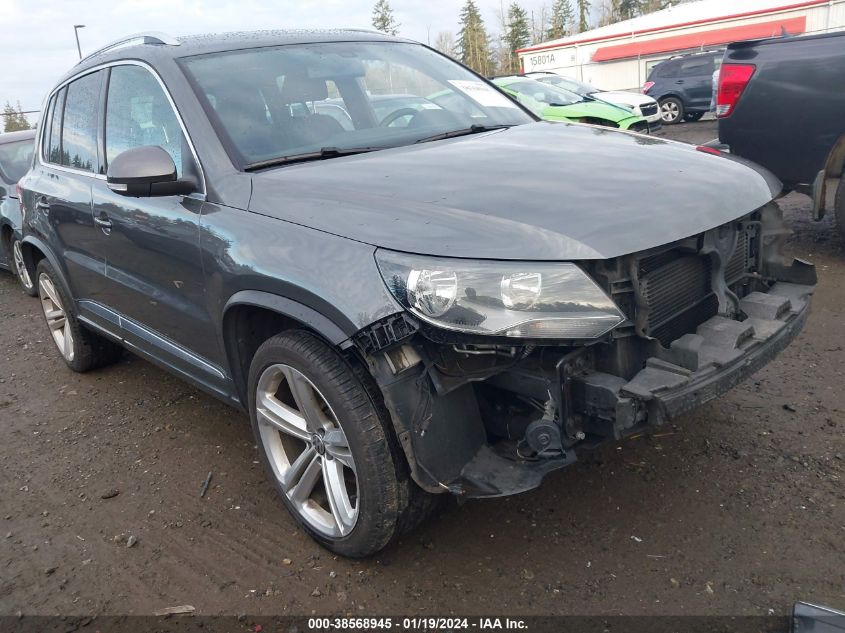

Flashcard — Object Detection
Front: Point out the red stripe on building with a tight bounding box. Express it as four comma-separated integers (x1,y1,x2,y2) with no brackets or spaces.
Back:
589,16,806,61
516,0,825,53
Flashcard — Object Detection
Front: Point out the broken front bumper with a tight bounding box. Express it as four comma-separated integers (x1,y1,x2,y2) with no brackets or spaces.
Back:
365,279,814,499
460,281,813,498
603,281,813,428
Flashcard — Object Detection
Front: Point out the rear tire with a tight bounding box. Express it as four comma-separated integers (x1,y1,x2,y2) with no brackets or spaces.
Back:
9,237,37,296
248,330,434,557
835,176,845,243
35,259,123,372
660,97,684,125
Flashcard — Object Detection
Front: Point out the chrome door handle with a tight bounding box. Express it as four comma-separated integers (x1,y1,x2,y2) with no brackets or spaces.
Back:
94,215,113,231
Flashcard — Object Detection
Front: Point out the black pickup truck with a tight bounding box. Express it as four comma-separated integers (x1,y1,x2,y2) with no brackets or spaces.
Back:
717,31,845,239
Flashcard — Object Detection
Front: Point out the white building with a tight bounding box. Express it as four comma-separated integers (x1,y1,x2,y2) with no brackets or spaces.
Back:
517,0,845,91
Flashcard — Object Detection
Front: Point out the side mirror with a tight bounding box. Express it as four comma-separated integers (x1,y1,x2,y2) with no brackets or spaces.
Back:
107,146,195,197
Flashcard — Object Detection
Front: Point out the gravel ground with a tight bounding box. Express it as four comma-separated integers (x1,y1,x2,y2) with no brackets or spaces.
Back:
0,121,843,618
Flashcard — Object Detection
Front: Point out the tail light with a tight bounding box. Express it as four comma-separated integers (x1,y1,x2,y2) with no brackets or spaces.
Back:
696,145,722,156
716,63,755,118
642,81,655,94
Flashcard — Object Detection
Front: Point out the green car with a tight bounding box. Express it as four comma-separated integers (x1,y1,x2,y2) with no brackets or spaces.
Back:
492,76,651,133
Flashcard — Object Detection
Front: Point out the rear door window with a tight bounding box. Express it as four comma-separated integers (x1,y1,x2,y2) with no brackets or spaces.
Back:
61,71,103,172
649,60,677,79
46,88,66,165
679,57,714,78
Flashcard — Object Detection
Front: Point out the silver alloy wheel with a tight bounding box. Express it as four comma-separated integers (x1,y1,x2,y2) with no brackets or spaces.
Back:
256,363,358,538
38,273,74,362
661,101,680,122
12,240,33,291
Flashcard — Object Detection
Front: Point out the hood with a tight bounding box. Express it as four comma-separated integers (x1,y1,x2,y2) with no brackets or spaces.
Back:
594,91,655,108
248,122,779,261
542,100,640,125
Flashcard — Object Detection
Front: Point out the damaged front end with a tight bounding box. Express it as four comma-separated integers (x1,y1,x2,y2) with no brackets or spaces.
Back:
353,203,815,498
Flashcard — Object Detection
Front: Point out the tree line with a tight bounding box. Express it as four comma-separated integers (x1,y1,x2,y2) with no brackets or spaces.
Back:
372,0,683,76
2,101,33,133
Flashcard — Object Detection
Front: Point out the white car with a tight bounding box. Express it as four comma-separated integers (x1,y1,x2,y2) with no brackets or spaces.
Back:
526,72,662,130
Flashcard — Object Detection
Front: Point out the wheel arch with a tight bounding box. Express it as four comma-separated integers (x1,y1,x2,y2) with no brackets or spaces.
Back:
221,290,356,407
822,134,845,180
19,235,57,292
0,221,14,253
657,93,683,103
811,133,845,219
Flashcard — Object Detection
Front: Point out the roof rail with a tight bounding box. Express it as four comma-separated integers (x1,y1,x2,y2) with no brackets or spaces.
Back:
78,31,180,64
345,28,385,35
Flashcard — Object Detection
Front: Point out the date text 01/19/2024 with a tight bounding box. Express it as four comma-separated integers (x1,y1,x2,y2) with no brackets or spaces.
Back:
307,617,528,630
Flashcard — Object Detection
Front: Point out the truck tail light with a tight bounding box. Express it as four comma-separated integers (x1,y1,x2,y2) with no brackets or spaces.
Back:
716,64,755,118
642,81,654,94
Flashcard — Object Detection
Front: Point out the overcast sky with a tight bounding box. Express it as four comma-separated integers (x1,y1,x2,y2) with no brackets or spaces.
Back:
1,0,552,118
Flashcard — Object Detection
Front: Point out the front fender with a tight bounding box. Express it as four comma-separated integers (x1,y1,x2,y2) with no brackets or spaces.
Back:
223,289,352,345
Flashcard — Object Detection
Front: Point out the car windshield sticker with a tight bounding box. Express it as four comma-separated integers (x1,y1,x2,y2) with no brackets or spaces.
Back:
448,80,518,108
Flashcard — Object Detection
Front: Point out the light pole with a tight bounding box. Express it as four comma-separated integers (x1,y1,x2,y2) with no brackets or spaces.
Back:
73,24,85,59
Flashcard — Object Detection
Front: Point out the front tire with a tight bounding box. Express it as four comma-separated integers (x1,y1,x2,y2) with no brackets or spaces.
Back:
10,237,37,296
248,330,424,557
660,97,684,125
36,259,123,372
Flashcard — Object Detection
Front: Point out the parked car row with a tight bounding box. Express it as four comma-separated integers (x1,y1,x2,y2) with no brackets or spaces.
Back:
0,129,37,295
4,29,819,558
491,75,652,133
525,71,663,129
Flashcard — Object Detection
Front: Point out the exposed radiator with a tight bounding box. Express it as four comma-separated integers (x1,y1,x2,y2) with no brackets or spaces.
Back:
639,255,716,346
635,230,753,347
725,229,749,283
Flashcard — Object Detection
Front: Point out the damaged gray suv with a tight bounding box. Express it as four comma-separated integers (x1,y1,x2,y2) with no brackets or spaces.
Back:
19,30,815,557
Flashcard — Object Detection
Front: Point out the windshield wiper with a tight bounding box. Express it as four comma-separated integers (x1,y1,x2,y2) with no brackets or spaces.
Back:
244,146,383,171
415,124,514,144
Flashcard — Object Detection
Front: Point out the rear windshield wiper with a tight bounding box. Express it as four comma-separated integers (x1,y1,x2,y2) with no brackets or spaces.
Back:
244,147,383,171
415,124,514,144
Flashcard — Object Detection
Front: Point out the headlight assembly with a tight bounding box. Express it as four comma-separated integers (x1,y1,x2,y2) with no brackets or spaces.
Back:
376,251,625,339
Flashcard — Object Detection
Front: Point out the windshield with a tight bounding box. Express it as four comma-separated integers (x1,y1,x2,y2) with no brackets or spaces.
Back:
536,75,598,97
0,139,34,184
181,41,533,167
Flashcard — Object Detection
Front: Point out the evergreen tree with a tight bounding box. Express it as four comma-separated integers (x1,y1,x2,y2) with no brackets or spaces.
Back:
547,0,575,40
617,0,643,21
641,0,680,12
371,0,400,36
577,0,591,32
2,101,30,132
457,0,494,76
504,3,531,73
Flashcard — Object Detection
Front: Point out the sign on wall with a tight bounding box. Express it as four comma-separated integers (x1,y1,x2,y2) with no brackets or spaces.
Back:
522,49,573,73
